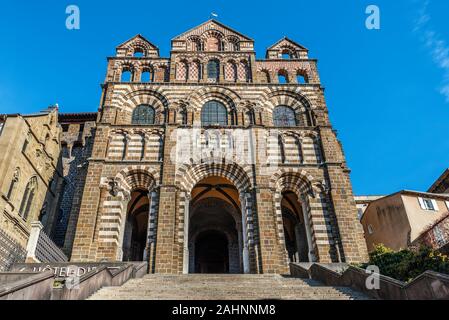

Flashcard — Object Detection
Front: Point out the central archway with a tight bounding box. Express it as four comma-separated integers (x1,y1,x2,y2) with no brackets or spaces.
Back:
188,176,242,274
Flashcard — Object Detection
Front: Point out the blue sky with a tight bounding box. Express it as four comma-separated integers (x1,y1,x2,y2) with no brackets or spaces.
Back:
0,1,448,196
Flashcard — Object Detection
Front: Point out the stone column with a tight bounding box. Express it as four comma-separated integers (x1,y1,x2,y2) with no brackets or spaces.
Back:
240,193,250,274
144,189,159,272
300,196,317,262
143,190,154,262
182,193,191,274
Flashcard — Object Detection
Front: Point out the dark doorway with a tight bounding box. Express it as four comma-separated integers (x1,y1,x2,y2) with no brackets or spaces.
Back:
123,190,149,262
195,230,229,274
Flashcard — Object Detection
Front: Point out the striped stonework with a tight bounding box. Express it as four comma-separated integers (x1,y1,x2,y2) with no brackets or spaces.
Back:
175,162,253,194
69,20,368,270
98,200,125,245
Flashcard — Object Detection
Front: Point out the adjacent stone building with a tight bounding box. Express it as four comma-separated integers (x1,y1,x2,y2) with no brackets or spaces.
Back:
64,20,368,274
0,107,63,270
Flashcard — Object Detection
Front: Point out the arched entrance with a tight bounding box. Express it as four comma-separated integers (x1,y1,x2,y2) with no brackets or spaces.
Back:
281,191,310,263
122,189,149,261
188,176,242,274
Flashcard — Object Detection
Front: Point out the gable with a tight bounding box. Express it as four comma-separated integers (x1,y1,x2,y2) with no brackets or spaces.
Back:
268,38,308,52
266,37,309,59
172,20,253,42
116,34,160,57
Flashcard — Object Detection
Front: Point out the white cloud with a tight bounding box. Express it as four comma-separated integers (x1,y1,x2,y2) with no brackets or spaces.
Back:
415,0,449,102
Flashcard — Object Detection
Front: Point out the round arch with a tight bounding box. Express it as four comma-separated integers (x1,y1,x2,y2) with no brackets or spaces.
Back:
175,162,253,195
114,165,160,193
186,86,241,112
115,89,169,125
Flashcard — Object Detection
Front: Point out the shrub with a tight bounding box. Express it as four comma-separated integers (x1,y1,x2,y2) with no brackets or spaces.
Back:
361,244,449,282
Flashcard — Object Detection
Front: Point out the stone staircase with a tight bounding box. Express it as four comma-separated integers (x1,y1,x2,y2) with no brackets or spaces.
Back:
88,274,370,300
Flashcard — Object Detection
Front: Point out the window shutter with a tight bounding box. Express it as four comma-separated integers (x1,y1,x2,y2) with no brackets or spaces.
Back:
431,199,439,211
418,197,426,210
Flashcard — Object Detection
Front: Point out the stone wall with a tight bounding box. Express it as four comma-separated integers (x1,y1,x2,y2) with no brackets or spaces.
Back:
55,114,96,258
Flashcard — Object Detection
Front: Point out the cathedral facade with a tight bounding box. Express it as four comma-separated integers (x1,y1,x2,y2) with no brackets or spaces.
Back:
65,20,367,274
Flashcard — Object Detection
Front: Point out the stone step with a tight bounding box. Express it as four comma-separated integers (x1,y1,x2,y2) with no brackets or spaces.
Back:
88,274,370,300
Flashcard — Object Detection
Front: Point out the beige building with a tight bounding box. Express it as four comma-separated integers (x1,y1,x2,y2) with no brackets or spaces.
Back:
355,195,384,220
361,190,449,252
0,107,63,269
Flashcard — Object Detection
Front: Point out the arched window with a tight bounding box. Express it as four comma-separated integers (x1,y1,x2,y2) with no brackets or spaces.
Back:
207,60,220,80
278,70,289,84
191,38,204,51
273,106,297,127
201,101,228,126
262,70,271,84
19,177,37,221
133,48,145,57
132,105,155,125
282,52,291,59
121,68,133,82
228,37,240,51
296,71,308,84
141,68,153,82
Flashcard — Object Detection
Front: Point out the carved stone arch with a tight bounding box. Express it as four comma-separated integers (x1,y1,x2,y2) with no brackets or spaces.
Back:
226,35,240,51
295,67,310,83
117,89,169,124
187,86,241,111
117,61,138,82
260,88,315,109
201,29,225,40
175,162,253,195
140,63,155,72
279,45,299,59
188,35,204,51
269,168,315,197
114,166,160,193
261,90,316,126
